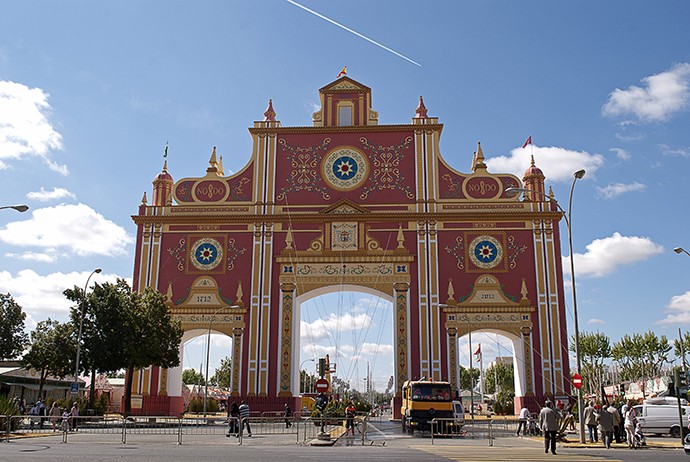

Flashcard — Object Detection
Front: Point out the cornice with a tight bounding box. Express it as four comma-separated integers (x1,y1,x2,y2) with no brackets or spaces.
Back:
248,123,443,135
131,210,563,226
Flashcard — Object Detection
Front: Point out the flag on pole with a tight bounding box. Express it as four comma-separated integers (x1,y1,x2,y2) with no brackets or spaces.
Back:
474,344,481,356
522,136,532,149
164,141,168,158
337,66,347,78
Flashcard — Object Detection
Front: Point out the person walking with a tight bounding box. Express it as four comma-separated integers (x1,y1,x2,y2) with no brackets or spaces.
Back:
539,400,561,455
48,402,60,431
284,403,293,428
583,401,598,443
238,400,252,437
597,405,614,449
70,402,79,431
345,402,356,436
226,402,240,436
516,405,530,437
607,403,622,443
623,402,637,448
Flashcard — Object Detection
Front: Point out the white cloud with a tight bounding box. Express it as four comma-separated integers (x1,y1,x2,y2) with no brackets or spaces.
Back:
602,63,690,123
656,291,690,325
486,144,604,183
609,148,630,160
300,312,372,342
26,186,76,202
0,80,67,173
563,232,663,278
596,182,646,199
0,203,133,258
659,144,690,157
587,318,606,325
0,269,124,329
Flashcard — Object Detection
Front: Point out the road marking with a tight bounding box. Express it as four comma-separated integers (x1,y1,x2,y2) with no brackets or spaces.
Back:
409,445,623,461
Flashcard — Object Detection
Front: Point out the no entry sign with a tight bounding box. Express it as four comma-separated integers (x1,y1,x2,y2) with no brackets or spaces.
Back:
572,373,583,389
315,378,329,392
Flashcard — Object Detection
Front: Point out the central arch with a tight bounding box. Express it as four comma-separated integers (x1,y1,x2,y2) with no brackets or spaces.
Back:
294,285,394,397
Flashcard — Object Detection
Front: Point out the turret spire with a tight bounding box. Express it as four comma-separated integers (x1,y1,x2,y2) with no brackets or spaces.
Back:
263,99,276,122
415,95,428,119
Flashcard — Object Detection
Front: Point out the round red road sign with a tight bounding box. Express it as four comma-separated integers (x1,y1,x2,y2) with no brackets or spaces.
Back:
315,378,329,392
572,373,583,389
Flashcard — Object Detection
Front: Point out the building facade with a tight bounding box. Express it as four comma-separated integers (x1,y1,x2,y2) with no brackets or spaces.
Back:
131,76,571,415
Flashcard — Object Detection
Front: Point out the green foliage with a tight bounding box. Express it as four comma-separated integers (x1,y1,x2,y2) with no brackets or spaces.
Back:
484,362,514,395
0,293,28,360
65,280,183,415
493,390,515,415
187,396,218,413
571,331,611,394
209,356,231,388
22,319,75,397
612,330,670,384
182,368,205,385
459,365,480,391
0,395,20,431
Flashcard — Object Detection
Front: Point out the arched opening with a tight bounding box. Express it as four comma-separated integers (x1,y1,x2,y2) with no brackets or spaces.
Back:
180,329,233,410
457,329,525,415
295,286,394,402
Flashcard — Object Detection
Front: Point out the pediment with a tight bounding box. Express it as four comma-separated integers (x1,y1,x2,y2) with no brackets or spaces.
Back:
320,76,371,94
320,199,369,215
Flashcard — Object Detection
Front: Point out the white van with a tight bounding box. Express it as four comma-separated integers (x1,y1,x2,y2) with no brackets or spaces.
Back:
452,400,465,428
633,403,690,437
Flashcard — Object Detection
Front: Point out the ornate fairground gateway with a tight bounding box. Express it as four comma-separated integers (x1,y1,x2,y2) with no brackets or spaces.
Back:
131,76,571,416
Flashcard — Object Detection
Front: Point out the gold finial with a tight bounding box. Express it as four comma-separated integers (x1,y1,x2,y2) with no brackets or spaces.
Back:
285,226,294,250
472,141,487,171
218,155,225,176
235,281,244,307
397,224,405,249
141,192,148,205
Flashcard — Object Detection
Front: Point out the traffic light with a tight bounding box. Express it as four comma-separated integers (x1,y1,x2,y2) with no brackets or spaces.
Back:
674,369,688,398
318,358,326,377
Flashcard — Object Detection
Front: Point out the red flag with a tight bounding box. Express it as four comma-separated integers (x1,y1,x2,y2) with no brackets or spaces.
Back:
522,136,532,149
474,344,481,356
337,66,347,78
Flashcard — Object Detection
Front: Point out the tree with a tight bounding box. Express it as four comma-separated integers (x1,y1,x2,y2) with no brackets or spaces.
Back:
183,368,206,386
484,362,514,395
65,280,182,415
613,330,671,398
674,331,690,368
22,319,75,397
571,331,611,395
459,365,480,391
209,356,231,388
0,293,28,360
120,287,183,415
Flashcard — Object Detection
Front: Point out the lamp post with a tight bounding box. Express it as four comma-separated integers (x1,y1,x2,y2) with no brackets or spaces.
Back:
73,268,102,394
506,168,586,443
299,358,315,394
674,247,690,258
0,204,29,213
204,305,240,418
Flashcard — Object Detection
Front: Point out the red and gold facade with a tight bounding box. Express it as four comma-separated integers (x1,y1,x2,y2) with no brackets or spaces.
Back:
132,77,571,415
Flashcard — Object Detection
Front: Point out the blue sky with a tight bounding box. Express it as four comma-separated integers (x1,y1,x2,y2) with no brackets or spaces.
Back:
1,1,690,393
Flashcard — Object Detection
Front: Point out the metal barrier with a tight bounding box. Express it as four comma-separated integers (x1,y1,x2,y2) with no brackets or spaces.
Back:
430,417,502,446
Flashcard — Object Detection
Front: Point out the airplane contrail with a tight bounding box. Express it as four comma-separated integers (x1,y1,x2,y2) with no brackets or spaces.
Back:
286,0,422,67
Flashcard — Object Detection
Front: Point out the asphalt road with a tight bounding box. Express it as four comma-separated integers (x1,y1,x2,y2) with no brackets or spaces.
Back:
2,418,688,462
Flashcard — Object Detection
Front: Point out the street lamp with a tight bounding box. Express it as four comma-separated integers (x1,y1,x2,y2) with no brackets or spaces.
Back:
0,204,29,213
204,305,240,418
299,358,315,394
73,268,102,394
506,168,586,443
674,247,690,257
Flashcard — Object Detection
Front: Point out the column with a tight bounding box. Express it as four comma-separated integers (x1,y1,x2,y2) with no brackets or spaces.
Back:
394,282,410,393
279,282,296,396
231,327,244,396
